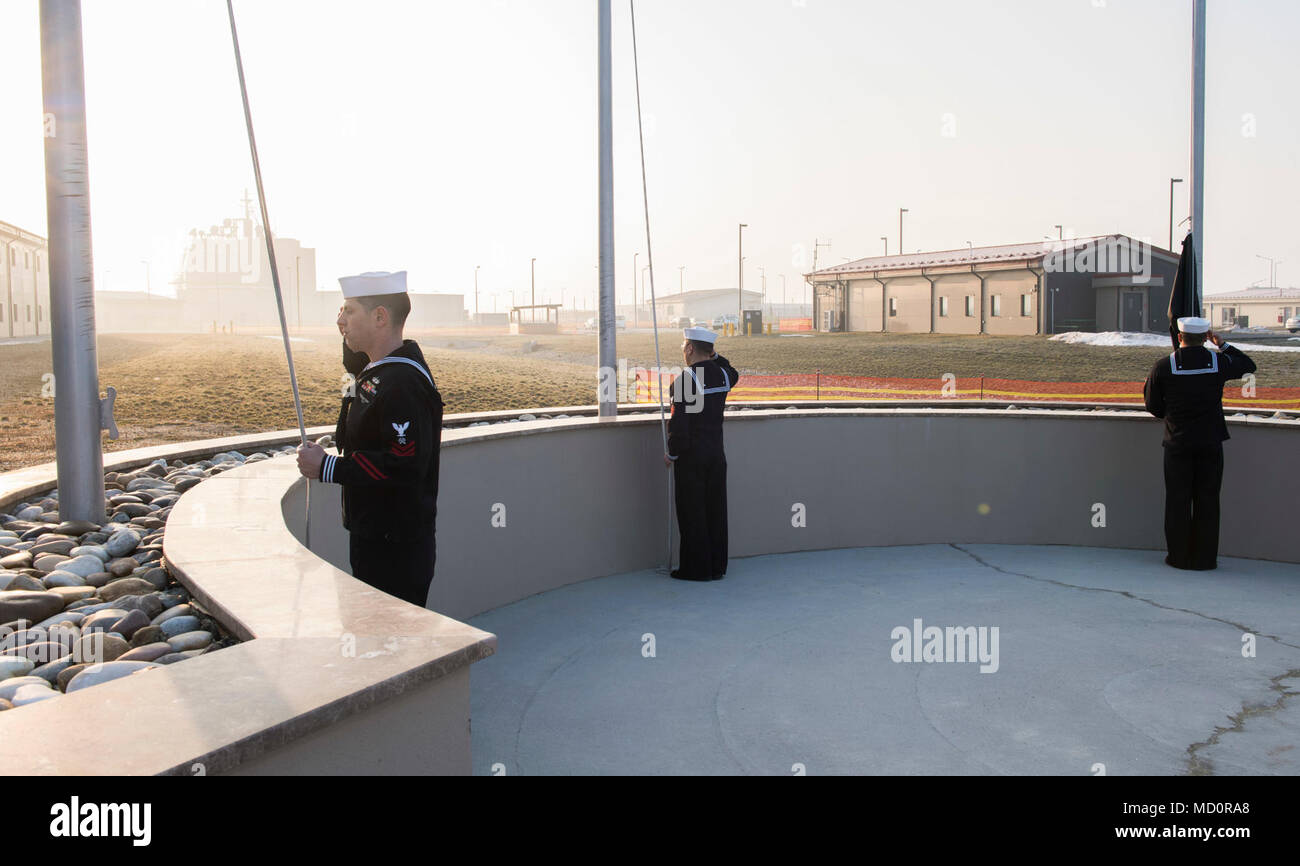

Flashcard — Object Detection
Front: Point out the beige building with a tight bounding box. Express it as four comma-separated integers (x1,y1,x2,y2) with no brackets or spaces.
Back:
0,220,51,339
1202,288,1300,330
807,235,1181,335
652,288,762,324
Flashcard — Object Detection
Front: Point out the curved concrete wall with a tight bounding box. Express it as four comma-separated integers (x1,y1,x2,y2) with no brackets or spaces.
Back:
3,404,1295,774
286,408,1300,622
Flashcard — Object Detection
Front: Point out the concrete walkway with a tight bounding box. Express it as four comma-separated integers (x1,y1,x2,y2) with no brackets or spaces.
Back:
469,544,1300,775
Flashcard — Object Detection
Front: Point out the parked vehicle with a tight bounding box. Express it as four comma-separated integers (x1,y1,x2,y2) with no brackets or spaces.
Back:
1287,315,1299,333
710,314,739,330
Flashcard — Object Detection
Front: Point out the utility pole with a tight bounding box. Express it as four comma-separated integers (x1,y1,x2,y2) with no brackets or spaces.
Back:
899,208,908,255
738,223,747,324
474,264,480,321
811,238,832,330
881,237,888,256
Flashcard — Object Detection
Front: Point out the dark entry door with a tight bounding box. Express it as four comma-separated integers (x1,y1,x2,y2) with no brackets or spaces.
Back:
1121,293,1144,332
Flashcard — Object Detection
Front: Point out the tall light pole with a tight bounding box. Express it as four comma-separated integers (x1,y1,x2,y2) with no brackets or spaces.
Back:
1169,178,1183,250
758,265,766,321
632,251,638,327
881,237,888,256
780,273,787,308
1054,224,1063,241
678,265,685,292
898,209,908,256
738,222,747,323
530,256,536,322
474,264,480,321
641,266,648,324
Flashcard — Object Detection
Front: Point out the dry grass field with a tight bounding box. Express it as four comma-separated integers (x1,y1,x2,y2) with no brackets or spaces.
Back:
1,328,1296,473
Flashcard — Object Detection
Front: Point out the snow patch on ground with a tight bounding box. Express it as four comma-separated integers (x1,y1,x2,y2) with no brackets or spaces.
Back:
1050,331,1300,352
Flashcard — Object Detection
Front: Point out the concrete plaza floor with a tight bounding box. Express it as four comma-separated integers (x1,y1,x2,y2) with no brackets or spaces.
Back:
468,544,1300,775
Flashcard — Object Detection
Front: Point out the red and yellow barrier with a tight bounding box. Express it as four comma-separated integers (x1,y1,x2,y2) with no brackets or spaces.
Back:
631,370,1300,410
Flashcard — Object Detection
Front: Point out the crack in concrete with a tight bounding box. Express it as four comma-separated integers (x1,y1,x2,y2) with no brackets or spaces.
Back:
1186,670,1300,776
948,544,1300,652
949,543,1300,777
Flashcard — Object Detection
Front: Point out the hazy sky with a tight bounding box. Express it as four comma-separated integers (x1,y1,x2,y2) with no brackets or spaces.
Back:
1,0,1296,314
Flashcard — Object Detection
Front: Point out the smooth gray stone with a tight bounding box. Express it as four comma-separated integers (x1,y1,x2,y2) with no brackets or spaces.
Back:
80,608,129,633
117,642,173,663
151,604,193,626
139,567,169,590
155,589,188,609
71,632,130,665
158,616,200,638
10,683,59,706
0,551,32,570
32,553,70,573
113,503,152,518
65,661,158,693
57,555,107,579
165,631,213,652
151,653,190,665
107,609,150,640
29,538,76,556
103,530,141,558
32,611,85,630
114,594,164,619
83,572,115,588
173,477,203,493
128,626,165,648
30,654,75,684
15,506,43,521
52,521,99,537
69,545,110,563
0,656,36,679
0,591,64,625
0,675,47,701
98,578,155,602
42,571,87,589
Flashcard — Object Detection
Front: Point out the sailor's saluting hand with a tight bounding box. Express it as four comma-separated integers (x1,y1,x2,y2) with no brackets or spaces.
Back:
297,440,326,479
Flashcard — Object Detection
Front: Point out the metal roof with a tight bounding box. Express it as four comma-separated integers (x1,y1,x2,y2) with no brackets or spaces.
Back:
810,235,1178,278
1204,287,1300,301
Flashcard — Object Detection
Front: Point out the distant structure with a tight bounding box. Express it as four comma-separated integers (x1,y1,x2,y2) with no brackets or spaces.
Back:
93,196,466,333
0,220,50,339
652,288,762,324
807,234,1180,335
1202,287,1300,330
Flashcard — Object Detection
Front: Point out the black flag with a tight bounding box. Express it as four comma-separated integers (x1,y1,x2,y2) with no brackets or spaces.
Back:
1167,232,1201,349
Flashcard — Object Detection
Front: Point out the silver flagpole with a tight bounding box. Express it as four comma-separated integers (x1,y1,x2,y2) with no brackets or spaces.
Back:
1190,0,1206,307
40,0,107,524
597,0,617,417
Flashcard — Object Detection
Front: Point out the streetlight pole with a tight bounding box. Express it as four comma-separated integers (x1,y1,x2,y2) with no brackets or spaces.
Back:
474,264,480,321
530,256,536,322
898,209,908,256
738,222,747,325
632,251,638,327
881,237,888,256
678,265,685,292
758,265,766,321
1169,178,1183,250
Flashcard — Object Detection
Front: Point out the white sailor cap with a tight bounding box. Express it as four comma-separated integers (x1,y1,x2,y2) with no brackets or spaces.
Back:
339,271,407,299
684,326,719,344
1177,316,1210,334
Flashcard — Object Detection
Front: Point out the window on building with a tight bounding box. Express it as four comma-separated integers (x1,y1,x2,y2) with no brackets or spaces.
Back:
965,296,974,316
889,297,898,317
991,295,1001,317
1021,294,1032,316
1222,307,1235,324
939,296,949,317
